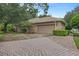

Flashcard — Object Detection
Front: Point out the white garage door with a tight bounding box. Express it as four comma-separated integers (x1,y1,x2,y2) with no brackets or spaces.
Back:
37,25,54,34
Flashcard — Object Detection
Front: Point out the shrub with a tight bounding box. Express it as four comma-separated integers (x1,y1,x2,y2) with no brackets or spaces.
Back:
7,24,14,32
53,30,69,36
39,15,51,18
19,21,32,33
21,28,27,33
0,31,4,34
73,32,79,36
71,29,79,36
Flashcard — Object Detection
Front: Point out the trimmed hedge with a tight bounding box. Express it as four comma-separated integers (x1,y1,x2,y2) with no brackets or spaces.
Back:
53,30,69,36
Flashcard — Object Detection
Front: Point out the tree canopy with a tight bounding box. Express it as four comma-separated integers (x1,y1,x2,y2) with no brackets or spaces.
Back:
64,6,79,30
0,3,49,32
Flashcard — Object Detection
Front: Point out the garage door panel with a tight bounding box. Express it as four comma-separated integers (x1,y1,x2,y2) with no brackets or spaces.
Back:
37,25,54,33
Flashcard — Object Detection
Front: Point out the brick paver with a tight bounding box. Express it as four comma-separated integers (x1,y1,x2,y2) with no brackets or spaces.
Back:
0,37,79,56
48,36,78,50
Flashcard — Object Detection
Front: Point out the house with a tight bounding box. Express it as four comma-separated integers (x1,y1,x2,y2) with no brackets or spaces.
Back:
29,16,65,34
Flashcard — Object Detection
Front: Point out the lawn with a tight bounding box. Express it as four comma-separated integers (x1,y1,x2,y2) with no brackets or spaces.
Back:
0,33,44,42
74,36,79,48
0,34,5,41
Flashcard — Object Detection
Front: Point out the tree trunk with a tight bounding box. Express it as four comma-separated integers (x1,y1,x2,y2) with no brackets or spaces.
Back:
3,23,8,33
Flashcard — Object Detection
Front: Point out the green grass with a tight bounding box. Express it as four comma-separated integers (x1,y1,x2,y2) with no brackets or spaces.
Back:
74,36,79,48
0,34,5,41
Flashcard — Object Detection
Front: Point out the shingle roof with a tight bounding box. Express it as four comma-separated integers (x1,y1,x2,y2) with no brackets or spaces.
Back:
29,16,64,24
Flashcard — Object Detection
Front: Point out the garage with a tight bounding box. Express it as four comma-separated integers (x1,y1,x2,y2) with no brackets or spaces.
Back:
37,25,55,34
29,17,65,34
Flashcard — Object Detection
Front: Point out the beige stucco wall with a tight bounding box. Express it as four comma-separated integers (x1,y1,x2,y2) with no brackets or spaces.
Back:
55,22,65,30
31,25,38,33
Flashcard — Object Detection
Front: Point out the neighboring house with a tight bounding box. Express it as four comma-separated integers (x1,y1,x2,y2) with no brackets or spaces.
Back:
29,16,65,34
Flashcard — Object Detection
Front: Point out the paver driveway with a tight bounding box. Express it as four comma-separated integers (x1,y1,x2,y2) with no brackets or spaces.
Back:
0,36,79,56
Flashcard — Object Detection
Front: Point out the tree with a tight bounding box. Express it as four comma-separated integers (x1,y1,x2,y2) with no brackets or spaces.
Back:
0,3,49,32
7,24,14,32
64,11,75,30
23,3,38,19
0,3,27,32
0,24,4,31
23,3,49,18
70,13,79,29
38,3,49,16
64,6,79,30
42,3,49,16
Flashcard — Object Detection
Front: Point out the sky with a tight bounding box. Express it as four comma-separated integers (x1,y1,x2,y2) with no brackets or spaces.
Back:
39,3,79,18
